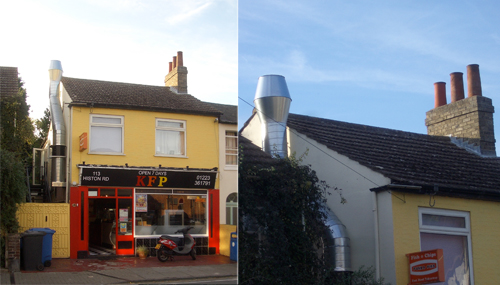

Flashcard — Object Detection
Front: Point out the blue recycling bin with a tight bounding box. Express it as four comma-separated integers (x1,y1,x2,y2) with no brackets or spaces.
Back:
230,232,237,261
28,228,56,267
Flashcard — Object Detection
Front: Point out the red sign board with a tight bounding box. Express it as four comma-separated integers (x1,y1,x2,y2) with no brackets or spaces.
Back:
79,132,88,151
406,249,444,285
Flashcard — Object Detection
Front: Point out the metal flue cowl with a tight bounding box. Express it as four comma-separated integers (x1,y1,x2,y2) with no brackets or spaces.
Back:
253,75,292,158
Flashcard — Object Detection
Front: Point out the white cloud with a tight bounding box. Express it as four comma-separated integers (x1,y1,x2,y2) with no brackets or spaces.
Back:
165,1,212,25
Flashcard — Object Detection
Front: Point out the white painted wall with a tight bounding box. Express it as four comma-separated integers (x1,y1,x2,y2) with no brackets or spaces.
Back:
376,190,396,284
240,113,262,148
218,123,238,225
287,128,390,272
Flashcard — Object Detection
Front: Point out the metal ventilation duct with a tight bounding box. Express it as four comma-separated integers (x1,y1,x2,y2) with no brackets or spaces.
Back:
253,75,292,158
48,60,66,187
321,207,351,271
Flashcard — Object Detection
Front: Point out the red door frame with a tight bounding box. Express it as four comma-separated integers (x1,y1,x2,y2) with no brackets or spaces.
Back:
70,186,89,259
208,189,220,254
115,196,134,255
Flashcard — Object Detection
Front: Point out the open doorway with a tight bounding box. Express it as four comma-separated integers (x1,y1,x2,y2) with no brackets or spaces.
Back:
88,198,117,256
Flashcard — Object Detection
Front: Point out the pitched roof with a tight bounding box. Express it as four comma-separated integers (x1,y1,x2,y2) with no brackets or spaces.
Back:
287,113,500,197
239,135,277,167
61,77,222,117
0,66,19,98
206,102,237,124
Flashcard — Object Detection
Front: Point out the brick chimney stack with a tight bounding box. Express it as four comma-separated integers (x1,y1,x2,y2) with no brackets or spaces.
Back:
165,51,188,94
425,64,496,156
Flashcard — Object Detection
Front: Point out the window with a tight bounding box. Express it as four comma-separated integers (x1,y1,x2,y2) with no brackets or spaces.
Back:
89,115,124,154
155,119,186,156
226,193,238,225
225,131,237,166
419,208,473,284
134,193,207,236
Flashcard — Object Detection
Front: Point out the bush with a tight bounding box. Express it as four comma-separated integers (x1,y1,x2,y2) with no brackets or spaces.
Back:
239,150,331,284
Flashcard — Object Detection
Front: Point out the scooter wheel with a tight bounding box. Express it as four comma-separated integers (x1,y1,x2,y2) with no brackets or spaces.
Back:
157,249,172,262
190,249,196,260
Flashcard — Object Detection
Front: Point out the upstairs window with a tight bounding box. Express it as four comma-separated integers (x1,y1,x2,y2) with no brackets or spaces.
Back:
89,115,124,154
156,119,186,156
225,130,238,166
419,208,474,284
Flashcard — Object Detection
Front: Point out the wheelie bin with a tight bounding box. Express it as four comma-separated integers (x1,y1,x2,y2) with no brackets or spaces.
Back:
28,228,56,267
230,232,237,261
21,231,46,271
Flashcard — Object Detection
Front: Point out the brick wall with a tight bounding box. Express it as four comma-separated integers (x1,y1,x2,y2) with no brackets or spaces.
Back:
164,66,188,94
425,96,496,156
7,233,21,271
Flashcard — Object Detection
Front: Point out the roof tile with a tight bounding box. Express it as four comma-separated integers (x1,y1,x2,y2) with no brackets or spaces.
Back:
287,113,500,193
61,77,222,116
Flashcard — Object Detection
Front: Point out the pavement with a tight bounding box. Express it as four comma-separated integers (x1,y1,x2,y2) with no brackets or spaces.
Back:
1,255,237,284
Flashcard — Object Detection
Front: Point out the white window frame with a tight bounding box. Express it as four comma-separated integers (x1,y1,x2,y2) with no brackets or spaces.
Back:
226,192,238,226
89,114,124,155
155,118,187,157
225,130,238,170
418,207,474,284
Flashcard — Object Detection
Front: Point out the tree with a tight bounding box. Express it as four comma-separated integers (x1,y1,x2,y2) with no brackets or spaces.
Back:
0,77,36,165
33,108,50,148
239,145,331,284
0,76,42,267
0,149,28,267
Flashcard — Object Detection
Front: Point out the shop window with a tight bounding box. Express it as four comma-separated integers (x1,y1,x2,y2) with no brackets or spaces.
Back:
225,131,238,167
419,208,473,284
100,188,115,197
89,115,124,154
135,193,207,236
155,119,186,156
118,188,132,197
226,193,237,225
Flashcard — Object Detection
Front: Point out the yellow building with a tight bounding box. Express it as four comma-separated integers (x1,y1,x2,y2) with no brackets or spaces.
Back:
241,69,500,284
34,53,232,259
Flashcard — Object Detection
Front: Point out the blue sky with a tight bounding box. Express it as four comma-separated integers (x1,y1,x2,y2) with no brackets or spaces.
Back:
239,1,500,151
0,0,237,120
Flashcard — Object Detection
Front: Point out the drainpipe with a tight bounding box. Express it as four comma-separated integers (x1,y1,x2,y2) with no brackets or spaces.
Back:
372,192,380,279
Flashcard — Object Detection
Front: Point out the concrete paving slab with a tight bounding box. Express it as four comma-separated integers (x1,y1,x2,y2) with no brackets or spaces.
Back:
13,271,122,284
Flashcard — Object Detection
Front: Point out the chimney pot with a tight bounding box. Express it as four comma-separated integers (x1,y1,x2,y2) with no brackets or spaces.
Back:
434,82,447,108
173,56,177,69
177,51,183,67
169,62,172,72
450,72,465,103
467,64,482,97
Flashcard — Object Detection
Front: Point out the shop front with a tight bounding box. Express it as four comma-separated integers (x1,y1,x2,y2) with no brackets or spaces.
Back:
70,165,219,259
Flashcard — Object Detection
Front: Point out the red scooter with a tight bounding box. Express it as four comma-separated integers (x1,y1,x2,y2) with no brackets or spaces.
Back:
156,226,196,261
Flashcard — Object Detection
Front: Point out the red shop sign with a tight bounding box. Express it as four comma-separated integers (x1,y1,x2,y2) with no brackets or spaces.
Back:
406,249,444,285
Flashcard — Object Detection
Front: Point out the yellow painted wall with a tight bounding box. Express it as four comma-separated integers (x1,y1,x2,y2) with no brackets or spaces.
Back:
392,192,500,284
70,107,219,188
219,224,237,257
17,203,70,258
